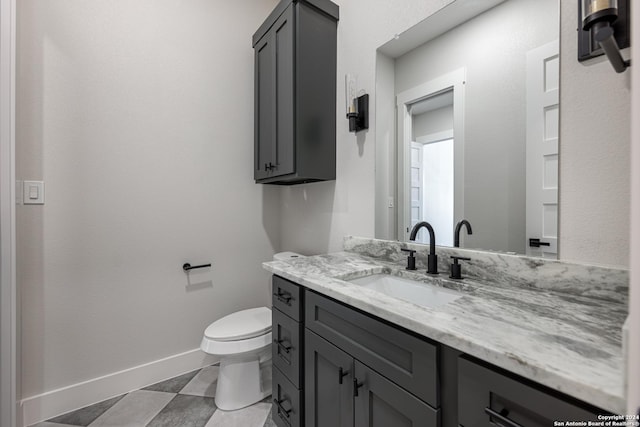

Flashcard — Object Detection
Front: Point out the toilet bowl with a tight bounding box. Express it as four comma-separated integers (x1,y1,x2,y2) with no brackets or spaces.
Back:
200,251,304,411
201,306,272,411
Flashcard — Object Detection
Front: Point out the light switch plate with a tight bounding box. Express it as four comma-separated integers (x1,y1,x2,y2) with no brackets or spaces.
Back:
23,180,44,205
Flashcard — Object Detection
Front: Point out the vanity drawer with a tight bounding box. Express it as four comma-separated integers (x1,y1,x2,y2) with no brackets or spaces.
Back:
458,356,603,426
305,290,439,407
273,307,303,388
273,366,303,427
273,275,303,321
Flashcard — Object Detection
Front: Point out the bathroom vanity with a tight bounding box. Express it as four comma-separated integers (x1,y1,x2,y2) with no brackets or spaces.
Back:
265,237,628,427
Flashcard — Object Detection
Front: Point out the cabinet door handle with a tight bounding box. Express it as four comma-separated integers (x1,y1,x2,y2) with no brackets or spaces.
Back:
273,291,292,305
353,378,364,397
274,397,292,418
484,407,523,427
274,339,291,354
338,367,349,384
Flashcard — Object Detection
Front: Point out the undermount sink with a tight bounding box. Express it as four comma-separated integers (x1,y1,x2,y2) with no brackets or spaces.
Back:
347,273,463,309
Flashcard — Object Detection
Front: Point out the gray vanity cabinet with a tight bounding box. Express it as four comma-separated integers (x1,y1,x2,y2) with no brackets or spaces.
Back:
304,290,440,427
270,275,608,427
253,0,338,185
458,356,602,426
306,326,439,427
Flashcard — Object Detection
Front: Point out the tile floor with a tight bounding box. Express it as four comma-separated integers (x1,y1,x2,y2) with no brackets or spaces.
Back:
34,365,277,427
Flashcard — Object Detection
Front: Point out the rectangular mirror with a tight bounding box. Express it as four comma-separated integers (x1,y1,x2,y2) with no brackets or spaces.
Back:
375,0,559,258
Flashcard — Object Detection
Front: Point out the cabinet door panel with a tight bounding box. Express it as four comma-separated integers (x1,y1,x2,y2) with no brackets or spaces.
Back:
254,33,275,181
272,275,303,321
354,361,439,427
305,330,354,427
458,356,603,426
273,307,302,388
273,5,295,177
273,366,302,427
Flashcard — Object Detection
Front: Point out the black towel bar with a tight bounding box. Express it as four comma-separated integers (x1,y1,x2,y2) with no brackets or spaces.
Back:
182,263,211,272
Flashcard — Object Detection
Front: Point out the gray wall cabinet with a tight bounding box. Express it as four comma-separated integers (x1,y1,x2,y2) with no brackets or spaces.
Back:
253,0,338,185
271,275,607,427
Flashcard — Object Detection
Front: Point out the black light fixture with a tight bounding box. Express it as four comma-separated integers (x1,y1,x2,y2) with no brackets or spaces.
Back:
578,0,630,73
345,74,369,133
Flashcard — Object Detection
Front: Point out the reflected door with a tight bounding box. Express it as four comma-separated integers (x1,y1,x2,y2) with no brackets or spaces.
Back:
526,40,559,259
410,142,424,242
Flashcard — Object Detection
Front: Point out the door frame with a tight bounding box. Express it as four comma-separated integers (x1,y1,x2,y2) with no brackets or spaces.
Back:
396,68,465,241
0,0,17,425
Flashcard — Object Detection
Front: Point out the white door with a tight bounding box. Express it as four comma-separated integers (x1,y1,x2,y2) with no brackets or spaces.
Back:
421,136,454,247
526,40,559,258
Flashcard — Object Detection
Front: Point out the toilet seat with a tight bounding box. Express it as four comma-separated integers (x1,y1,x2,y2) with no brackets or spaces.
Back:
204,307,271,342
200,307,272,356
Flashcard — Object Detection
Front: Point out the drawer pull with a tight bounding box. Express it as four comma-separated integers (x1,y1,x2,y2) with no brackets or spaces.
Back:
353,378,364,397
274,397,292,418
273,290,293,305
338,367,349,384
484,407,523,427
274,339,292,353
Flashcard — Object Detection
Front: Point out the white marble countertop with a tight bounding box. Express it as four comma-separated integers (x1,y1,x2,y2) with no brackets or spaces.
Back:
263,245,628,414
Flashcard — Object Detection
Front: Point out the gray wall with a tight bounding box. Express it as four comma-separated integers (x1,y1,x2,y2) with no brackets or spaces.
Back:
559,1,630,266
395,0,557,254
16,0,281,399
412,106,454,140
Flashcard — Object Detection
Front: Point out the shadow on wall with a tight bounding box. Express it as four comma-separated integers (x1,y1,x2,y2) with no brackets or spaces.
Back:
185,269,213,292
357,127,369,157
281,180,336,255
261,185,282,254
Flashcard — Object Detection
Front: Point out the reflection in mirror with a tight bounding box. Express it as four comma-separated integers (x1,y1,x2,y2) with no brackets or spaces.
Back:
375,0,559,258
410,93,455,246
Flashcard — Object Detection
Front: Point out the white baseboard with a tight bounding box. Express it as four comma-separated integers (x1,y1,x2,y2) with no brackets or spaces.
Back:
20,349,218,427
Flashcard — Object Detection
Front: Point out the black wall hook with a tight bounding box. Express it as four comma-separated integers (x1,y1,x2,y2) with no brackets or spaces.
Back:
182,262,211,272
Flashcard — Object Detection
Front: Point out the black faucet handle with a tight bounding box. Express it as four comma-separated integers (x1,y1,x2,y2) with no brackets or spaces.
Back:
401,248,417,270
449,256,471,279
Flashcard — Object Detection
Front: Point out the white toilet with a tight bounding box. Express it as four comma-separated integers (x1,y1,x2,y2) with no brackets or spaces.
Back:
200,252,303,411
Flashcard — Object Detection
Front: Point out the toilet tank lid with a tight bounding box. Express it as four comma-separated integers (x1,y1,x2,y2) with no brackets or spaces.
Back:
204,307,272,342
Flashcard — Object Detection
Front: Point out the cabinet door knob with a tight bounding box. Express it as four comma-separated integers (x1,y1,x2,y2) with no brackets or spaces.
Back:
274,398,292,418
274,339,291,354
338,367,349,384
353,378,364,396
273,290,292,305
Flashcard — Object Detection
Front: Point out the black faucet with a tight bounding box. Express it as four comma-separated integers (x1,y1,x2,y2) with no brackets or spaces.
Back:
454,220,473,248
409,221,438,275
